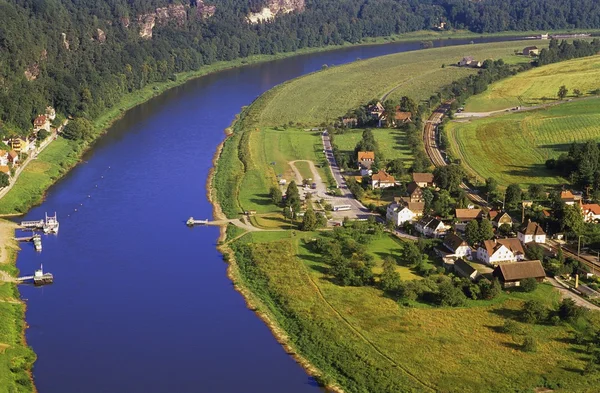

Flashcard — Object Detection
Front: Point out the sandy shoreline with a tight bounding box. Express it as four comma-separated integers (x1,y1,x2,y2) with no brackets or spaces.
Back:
207,116,344,393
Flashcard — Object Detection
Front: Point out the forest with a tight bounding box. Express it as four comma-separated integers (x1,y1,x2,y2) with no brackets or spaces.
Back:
1,0,600,137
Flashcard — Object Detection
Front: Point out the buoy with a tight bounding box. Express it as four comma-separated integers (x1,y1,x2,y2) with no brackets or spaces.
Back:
88,195,91,198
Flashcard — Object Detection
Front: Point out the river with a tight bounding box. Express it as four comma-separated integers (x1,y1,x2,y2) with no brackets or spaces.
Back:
16,35,527,393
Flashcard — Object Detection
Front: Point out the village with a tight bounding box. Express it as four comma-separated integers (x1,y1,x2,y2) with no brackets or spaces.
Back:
0,106,64,193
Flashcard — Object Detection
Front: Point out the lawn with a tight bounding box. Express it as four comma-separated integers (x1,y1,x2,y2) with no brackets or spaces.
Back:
361,234,421,280
231,233,600,393
254,40,542,127
333,128,413,163
464,55,600,112
448,98,600,187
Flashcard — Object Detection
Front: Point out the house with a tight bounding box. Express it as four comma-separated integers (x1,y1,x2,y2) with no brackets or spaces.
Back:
9,138,29,153
33,115,50,132
412,173,435,188
357,151,375,176
441,233,472,259
367,102,385,121
371,170,396,189
493,260,546,288
386,200,424,226
477,238,525,266
459,56,474,66
416,217,448,238
7,150,18,165
406,182,423,202
455,208,483,223
0,151,7,166
517,220,546,244
523,46,539,56
393,108,412,125
539,33,549,40
0,166,9,175
488,210,513,228
45,106,56,121
582,204,600,222
560,190,582,205
454,258,479,280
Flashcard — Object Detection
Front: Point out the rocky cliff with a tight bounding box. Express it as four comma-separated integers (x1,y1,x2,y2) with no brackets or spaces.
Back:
137,1,215,39
247,0,305,24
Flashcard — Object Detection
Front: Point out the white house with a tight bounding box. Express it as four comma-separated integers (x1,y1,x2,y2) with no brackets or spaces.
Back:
386,201,424,226
517,220,546,244
582,204,600,223
477,238,525,266
0,150,8,166
416,217,448,238
441,233,472,259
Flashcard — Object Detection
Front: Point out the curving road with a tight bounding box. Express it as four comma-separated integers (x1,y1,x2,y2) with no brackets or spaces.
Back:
423,103,488,206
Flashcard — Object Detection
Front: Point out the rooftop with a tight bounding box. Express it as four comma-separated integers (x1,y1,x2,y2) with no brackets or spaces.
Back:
495,260,545,281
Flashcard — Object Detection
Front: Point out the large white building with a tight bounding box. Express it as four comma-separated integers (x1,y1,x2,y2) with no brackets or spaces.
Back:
386,201,424,226
477,238,525,266
517,220,546,244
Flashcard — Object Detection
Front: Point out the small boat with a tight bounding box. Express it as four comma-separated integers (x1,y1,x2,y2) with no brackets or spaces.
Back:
33,234,42,252
33,264,53,286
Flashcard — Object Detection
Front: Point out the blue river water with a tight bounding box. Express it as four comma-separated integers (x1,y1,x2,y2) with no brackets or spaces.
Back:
15,35,527,393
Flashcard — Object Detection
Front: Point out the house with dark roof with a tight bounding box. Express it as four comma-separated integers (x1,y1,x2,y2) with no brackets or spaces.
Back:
371,170,396,189
441,233,471,259
454,258,479,280
406,182,423,202
517,220,546,244
523,46,539,56
415,216,448,238
493,260,546,288
477,238,525,266
412,173,435,188
459,56,474,66
393,107,412,125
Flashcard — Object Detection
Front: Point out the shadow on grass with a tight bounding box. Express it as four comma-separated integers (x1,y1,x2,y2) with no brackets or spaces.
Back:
503,164,553,180
489,307,521,320
538,143,572,153
501,341,522,351
561,366,583,374
250,194,274,206
485,324,505,334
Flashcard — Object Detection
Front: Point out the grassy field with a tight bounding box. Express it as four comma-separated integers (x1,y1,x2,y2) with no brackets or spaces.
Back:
365,234,421,280
254,40,542,126
464,55,600,112
230,231,600,393
333,128,413,163
448,98,600,187
0,138,80,214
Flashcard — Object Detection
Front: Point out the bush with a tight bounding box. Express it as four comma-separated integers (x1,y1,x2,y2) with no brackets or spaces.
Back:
500,319,521,335
521,300,548,324
522,336,538,352
520,278,538,292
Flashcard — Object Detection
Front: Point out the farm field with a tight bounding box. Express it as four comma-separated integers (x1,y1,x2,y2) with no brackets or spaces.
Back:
464,55,600,112
230,231,600,393
255,40,543,126
448,98,600,187
333,128,413,163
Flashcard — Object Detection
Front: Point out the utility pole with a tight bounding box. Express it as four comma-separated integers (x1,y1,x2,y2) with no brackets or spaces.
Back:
577,235,583,258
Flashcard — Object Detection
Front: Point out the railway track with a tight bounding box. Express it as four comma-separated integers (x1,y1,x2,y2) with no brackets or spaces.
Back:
423,103,488,206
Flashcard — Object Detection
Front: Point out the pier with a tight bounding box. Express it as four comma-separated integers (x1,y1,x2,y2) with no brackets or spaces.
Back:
186,217,209,226
17,265,53,286
20,212,60,234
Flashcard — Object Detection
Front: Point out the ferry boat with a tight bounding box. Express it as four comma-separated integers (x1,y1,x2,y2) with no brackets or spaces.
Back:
33,234,42,252
33,265,53,286
43,212,59,234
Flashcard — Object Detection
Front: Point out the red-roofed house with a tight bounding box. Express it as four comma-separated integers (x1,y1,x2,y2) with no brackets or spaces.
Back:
33,115,50,132
560,190,582,205
582,204,600,222
477,238,525,266
7,150,18,165
412,173,435,188
371,170,396,189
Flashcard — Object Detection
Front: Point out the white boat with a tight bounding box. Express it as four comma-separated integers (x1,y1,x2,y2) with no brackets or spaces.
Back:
43,212,59,234
33,234,42,252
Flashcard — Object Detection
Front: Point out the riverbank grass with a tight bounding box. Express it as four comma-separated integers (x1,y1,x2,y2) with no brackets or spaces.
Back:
448,97,600,186
233,231,600,393
464,55,600,112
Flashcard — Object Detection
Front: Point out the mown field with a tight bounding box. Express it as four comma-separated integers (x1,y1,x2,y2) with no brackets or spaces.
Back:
333,128,413,163
230,231,600,393
448,98,600,187
254,40,542,126
464,55,600,112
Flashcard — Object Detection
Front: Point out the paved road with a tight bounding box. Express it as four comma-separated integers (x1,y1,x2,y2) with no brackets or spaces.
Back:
548,277,600,311
321,133,375,220
423,103,487,206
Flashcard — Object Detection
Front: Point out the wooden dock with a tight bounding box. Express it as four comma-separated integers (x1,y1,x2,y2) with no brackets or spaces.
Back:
186,217,209,226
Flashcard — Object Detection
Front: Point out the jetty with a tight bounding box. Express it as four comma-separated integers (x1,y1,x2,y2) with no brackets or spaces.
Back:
20,212,60,234
186,217,209,226
17,265,53,286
